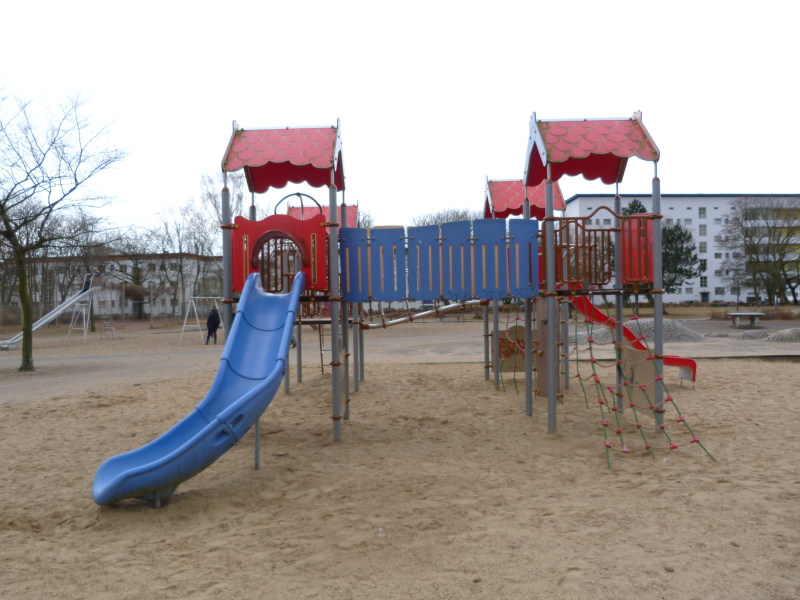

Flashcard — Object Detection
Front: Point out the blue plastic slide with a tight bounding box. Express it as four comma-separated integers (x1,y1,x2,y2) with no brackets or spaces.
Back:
92,272,305,506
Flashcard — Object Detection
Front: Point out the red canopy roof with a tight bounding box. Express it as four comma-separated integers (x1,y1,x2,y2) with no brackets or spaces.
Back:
221,122,344,192
288,205,358,228
523,111,659,188
484,179,565,220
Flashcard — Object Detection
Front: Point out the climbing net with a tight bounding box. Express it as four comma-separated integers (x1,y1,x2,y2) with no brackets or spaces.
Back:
568,314,716,469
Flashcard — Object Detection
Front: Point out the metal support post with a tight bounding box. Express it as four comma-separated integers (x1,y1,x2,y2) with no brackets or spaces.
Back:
523,197,533,416
221,180,233,341
352,313,360,392
359,303,365,381
284,336,291,394
329,181,342,441
561,299,569,390
296,322,302,383
483,304,490,381
652,171,665,428
492,299,500,390
254,419,260,470
614,193,624,411
341,203,351,421
545,171,557,434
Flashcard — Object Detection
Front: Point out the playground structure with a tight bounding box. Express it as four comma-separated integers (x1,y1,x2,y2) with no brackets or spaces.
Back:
0,272,112,351
93,111,710,506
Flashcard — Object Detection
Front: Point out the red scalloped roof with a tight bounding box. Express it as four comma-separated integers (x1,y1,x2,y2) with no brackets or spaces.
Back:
221,125,344,192
288,205,358,228
484,180,565,219
524,111,659,188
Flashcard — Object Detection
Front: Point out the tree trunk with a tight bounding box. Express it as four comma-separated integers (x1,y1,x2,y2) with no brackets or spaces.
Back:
15,253,35,371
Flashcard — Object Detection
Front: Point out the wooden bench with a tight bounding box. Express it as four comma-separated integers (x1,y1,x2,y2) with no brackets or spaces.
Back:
727,312,764,327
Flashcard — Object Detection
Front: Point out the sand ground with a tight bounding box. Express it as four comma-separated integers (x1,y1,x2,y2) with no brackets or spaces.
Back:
1,319,799,599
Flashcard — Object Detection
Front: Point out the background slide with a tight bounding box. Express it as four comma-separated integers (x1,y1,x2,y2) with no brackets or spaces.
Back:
569,292,697,383
0,281,99,351
92,272,305,506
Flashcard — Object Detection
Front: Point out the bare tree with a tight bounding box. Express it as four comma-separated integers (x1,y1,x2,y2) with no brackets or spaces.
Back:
720,196,800,304
0,93,126,370
200,170,249,224
410,208,483,227
108,230,158,320
356,209,376,228
721,254,748,306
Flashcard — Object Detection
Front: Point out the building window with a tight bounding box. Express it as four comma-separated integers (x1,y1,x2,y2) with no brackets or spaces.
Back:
699,259,707,271
700,276,708,287
733,252,742,258
714,253,722,259
714,287,725,295
111,300,116,308
699,242,707,253
149,263,156,271
685,287,693,294
665,218,673,225
714,218,722,225
160,299,166,307
699,207,707,218
699,224,707,236
713,207,719,210
725,253,730,258
714,270,722,276
731,287,739,295
119,264,127,273
603,218,611,225
684,219,692,225
669,207,674,210
587,207,593,211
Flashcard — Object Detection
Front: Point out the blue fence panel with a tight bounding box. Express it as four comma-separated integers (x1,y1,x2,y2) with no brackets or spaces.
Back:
368,227,407,302
339,227,370,302
472,219,508,299
441,221,472,300
407,225,440,302
508,220,539,298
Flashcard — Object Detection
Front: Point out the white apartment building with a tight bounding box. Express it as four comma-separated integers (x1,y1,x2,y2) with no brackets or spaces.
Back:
563,194,798,304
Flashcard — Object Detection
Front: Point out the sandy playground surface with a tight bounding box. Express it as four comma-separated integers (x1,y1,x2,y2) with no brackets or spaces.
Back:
1,320,799,599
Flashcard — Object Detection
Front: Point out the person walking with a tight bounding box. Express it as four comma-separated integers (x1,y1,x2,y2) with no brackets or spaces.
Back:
206,307,221,345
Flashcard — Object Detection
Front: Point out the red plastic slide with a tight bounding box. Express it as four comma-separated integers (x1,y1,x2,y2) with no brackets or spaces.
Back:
569,293,697,383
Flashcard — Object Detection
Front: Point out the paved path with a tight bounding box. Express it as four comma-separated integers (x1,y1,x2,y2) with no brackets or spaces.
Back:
2,320,798,406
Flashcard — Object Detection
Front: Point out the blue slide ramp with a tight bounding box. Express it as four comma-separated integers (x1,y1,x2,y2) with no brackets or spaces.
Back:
92,272,305,506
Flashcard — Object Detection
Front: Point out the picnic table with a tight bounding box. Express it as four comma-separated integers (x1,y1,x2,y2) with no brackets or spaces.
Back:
727,311,764,327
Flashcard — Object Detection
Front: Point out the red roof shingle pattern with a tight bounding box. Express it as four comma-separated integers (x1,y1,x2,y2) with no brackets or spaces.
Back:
485,180,564,220
539,120,658,164
223,128,338,172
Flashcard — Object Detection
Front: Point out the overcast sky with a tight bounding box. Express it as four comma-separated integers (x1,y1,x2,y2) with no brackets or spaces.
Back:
2,1,796,228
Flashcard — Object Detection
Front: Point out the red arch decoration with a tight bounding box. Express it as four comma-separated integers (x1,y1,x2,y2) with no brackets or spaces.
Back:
231,213,329,293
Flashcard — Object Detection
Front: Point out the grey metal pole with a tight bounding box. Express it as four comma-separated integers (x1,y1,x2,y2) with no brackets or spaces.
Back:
341,203,351,421
614,193,624,411
652,170,665,428
254,419,260,470
492,299,500,390
296,321,302,383
284,334,290,394
560,243,569,391
359,303,365,381
561,300,569,390
249,193,256,221
352,314,360,392
221,180,233,339
523,198,533,416
545,170,557,434
329,182,342,441
483,304,490,381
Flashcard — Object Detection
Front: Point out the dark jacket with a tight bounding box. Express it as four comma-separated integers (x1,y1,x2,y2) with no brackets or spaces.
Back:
207,309,221,330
